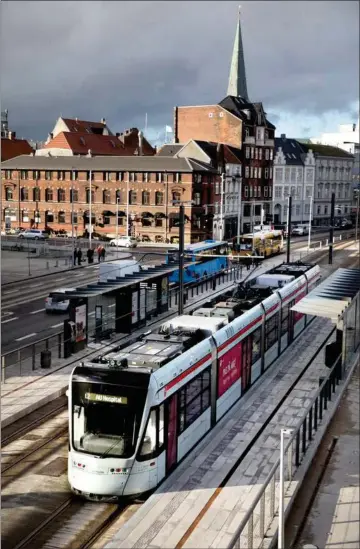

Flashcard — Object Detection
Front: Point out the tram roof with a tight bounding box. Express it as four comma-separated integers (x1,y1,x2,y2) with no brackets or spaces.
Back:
184,240,228,253
291,267,360,323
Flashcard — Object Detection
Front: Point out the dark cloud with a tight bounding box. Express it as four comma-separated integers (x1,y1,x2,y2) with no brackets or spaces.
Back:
1,1,358,140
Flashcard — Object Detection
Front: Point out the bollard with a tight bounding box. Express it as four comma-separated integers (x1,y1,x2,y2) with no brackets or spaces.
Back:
55,260,59,268
46,261,50,270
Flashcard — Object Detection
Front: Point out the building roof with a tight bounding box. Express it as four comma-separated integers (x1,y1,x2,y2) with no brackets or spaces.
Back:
227,7,249,100
43,131,127,156
298,142,354,159
1,137,34,162
156,144,184,156
219,95,276,130
275,136,306,165
291,268,360,323
61,118,111,135
1,155,217,173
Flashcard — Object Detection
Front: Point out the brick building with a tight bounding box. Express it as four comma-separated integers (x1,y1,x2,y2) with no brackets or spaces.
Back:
1,155,219,244
1,131,34,162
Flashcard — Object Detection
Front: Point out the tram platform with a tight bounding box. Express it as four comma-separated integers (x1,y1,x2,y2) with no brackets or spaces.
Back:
1,258,279,429
104,317,359,549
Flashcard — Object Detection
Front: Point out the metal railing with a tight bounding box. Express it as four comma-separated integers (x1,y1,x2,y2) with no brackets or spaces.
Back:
228,353,346,549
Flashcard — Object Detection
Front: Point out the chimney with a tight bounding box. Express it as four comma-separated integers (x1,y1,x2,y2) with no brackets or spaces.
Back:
101,118,106,125
173,107,178,143
87,149,92,157
281,133,286,140
138,130,144,156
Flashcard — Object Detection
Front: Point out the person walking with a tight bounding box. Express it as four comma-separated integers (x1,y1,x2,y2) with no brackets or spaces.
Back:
77,248,82,266
89,248,94,264
73,247,78,267
87,248,92,264
101,246,106,262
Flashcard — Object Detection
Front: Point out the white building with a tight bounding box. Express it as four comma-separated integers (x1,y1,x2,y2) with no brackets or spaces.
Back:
300,143,354,226
311,120,359,154
272,135,315,225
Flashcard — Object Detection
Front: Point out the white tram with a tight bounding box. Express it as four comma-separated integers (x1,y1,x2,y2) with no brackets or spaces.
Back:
68,262,321,500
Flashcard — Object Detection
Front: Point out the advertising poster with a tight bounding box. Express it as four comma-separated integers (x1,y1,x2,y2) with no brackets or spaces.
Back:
75,304,87,342
218,342,242,397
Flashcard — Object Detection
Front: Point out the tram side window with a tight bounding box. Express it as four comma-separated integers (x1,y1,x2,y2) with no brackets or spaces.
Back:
179,368,210,434
265,314,279,351
281,306,289,335
252,328,261,363
139,404,165,459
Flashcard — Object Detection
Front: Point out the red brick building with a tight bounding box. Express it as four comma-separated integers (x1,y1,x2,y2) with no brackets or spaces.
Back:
1,155,218,244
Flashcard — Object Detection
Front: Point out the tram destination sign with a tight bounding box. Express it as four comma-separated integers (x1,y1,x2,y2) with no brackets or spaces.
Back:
85,392,128,405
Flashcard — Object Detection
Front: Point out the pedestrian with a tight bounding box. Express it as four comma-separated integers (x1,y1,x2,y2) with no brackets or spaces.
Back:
77,248,82,266
97,245,101,263
101,246,106,262
87,248,92,264
73,247,78,267
89,248,94,264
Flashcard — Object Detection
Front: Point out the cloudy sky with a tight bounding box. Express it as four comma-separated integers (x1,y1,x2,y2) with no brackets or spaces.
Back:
1,1,359,144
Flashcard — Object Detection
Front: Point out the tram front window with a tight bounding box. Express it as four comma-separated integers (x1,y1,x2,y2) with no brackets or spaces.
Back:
72,382,146,458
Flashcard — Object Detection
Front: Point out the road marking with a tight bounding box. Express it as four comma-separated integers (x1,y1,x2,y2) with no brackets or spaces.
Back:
3,289,19,295
88,311,96,316
109,304,115,308
51,322,63,328
15,332,37,341
29,282,43,288
53,277,67,282
1,311,14,318
30,308,46,314
1,317,18,324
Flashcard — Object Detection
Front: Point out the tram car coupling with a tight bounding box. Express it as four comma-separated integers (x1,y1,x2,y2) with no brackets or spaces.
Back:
68,262,321,500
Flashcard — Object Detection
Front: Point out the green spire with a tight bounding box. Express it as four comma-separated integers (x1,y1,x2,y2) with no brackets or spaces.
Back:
227,6,249,100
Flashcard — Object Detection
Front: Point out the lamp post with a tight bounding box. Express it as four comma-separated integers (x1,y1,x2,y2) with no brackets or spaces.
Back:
278,428,293,549
126,174,130,238
220,172,225,241
237,174,242,247
116,197,120,258
71,172,75,267
307,195,313,251
89,169,92,248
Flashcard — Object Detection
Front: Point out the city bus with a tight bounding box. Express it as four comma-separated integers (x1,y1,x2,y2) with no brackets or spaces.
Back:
232,230,284,259
167,240,230,284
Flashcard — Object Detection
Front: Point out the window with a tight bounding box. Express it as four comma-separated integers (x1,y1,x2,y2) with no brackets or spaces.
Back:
70,189,79,202
245,127,250,137
291,186,296,197
33,187,41,201
296,205,300,215
45,171,52,181
155,217,163,227
304,204,310,214
103,172,109,182
193,192,201,206
58,211,66,223
33,170,40,180
71,212,78,224
172,191,181,204
258,186,261,197
251,147,255,159
20,187,29,201
317,205,321,215
129,190,137,205
284,186,289,197
209,112,213,118
5,170,12,179
258,167,262,178
58,189,66,202
269,186,272,197
130,172,137,182
265,168,269,178
252,328,261,363
254,186,257,198
57,171,65,181
142,191,150,205
245,147,250,159
175,173,182,183
249,186,253,198
5,186,14,200
281,305,289,336
103,190,111,204
265,149,269,160
250,167,254,178
264,186,268,197
254,167,258,178
265,315,279,351
245,166,250,178
274,168,282,182
305,187,311,198
244,186,249,198
259,148,263,160
215,180,220,194
178,369,210,434
116,189,122,203
20,170,28,180
275,186,281,198
143,172,149,183
270,149,273,160
284,168,290,183
269,168,273,179
87,171,94,181
86,188,95,203
157,172,165,183
116,172,123,182
155,191,164,205
45,188,53,201
72,171,78,181
324,205,328,215
139,405,165,459
45,211,54,223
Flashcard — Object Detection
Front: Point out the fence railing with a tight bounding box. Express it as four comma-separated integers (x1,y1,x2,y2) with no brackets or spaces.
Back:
227,354,346,549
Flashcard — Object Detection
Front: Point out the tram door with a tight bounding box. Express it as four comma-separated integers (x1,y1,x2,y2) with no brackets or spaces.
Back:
166,394,178,473
288,302,295,343
241,336,252,393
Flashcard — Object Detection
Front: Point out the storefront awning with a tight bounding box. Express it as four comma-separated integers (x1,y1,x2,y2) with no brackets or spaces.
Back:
142,212,154,218
291,267,360,323
102,210,116,216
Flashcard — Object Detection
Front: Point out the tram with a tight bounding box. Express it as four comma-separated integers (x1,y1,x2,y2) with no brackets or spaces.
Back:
68,262,321,500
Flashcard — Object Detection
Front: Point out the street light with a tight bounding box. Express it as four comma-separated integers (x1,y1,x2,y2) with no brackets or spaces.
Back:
126,175,130,238
71,170,75,267
116,197,120,258
89,169,92,248
307,195,313,251
278,427,293,549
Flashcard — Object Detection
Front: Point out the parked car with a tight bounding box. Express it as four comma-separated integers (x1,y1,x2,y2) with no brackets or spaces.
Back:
341,219,353,229
291,225,309,236
109,236,138,248
18,229,49,240
45,288,76,313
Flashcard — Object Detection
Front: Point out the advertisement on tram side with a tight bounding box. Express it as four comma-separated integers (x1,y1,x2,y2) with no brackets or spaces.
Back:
218,342,242,397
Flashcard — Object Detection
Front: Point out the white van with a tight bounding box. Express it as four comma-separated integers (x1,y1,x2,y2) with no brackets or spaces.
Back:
109,236,138,248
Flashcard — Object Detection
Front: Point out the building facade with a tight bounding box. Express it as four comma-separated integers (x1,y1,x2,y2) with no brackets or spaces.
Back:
1,155,219,244
299,144,355,226
273,135,315,225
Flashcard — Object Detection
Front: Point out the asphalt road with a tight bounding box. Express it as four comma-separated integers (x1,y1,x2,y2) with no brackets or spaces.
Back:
0,232,353,355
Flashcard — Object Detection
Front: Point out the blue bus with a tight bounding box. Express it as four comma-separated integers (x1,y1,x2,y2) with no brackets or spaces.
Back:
167,240,229,284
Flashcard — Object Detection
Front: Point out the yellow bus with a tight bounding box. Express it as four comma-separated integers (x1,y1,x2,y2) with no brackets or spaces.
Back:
233,230,284,259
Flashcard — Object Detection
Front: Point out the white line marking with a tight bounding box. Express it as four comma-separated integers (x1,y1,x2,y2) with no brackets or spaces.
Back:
30,308,46,315
1,311,14,318
109,304,115,308
3,289,19,295
1,317,18,324
29,282,43,288
51,322,63,328
15,332,37,341
88,311,96,316
53,277,67,282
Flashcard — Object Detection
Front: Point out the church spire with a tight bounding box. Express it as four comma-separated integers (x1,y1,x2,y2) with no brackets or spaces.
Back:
227,6,249,100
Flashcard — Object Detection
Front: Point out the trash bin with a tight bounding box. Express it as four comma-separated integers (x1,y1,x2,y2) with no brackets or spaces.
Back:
40,350,51,369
